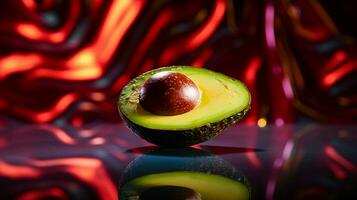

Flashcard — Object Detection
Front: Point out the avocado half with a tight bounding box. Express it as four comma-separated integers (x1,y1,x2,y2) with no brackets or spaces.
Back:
118,66,251,146
119,148,250,200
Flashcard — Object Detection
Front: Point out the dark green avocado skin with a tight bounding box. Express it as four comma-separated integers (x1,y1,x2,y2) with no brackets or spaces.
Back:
120,106,250,147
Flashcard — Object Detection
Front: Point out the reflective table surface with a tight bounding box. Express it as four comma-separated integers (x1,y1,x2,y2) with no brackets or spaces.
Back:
0,124,356,200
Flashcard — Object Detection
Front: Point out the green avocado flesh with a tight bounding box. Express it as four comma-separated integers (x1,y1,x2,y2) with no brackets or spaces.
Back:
119,66,250,130
119,66,251,146
120,171,250,200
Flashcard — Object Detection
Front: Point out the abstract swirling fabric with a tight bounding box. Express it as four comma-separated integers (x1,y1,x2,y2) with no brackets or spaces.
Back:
0,0,356,126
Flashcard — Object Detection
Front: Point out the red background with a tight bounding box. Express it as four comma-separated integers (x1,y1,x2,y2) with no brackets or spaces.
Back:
0,0,356,126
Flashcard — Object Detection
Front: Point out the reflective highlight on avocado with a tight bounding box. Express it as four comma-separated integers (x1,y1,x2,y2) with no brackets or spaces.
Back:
118,66,251,146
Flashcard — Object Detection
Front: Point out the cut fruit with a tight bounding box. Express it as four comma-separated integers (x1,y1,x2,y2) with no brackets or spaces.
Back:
118,66,251,146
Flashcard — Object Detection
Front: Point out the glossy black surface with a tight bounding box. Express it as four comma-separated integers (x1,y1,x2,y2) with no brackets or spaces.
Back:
0,124,356,199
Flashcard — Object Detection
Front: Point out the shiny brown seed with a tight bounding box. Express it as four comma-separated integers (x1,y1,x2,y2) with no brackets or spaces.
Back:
139,71,200,116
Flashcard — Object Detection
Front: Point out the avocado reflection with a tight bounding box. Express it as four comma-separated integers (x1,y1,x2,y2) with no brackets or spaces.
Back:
119,147,250,200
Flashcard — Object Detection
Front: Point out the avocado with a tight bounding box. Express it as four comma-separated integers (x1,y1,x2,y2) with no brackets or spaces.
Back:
119,148,250,200
118,66,251,146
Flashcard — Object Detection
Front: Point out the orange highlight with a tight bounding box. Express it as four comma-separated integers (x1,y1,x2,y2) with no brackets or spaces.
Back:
22,0,37,10
16,0,80,43
16,23,44,40
29,66,102,81
41,125,76,144
16,23,68,43
188,0,226,49
30,158,117,200
0,161,41,178
323,61,357,88
160,0,226,64
67,49,97,68
324,50,347,73
0,54,42,79
97,0,145,64
12,93,78,123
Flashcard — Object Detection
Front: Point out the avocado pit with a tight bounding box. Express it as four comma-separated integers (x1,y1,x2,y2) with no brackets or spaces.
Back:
139,71,201,116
